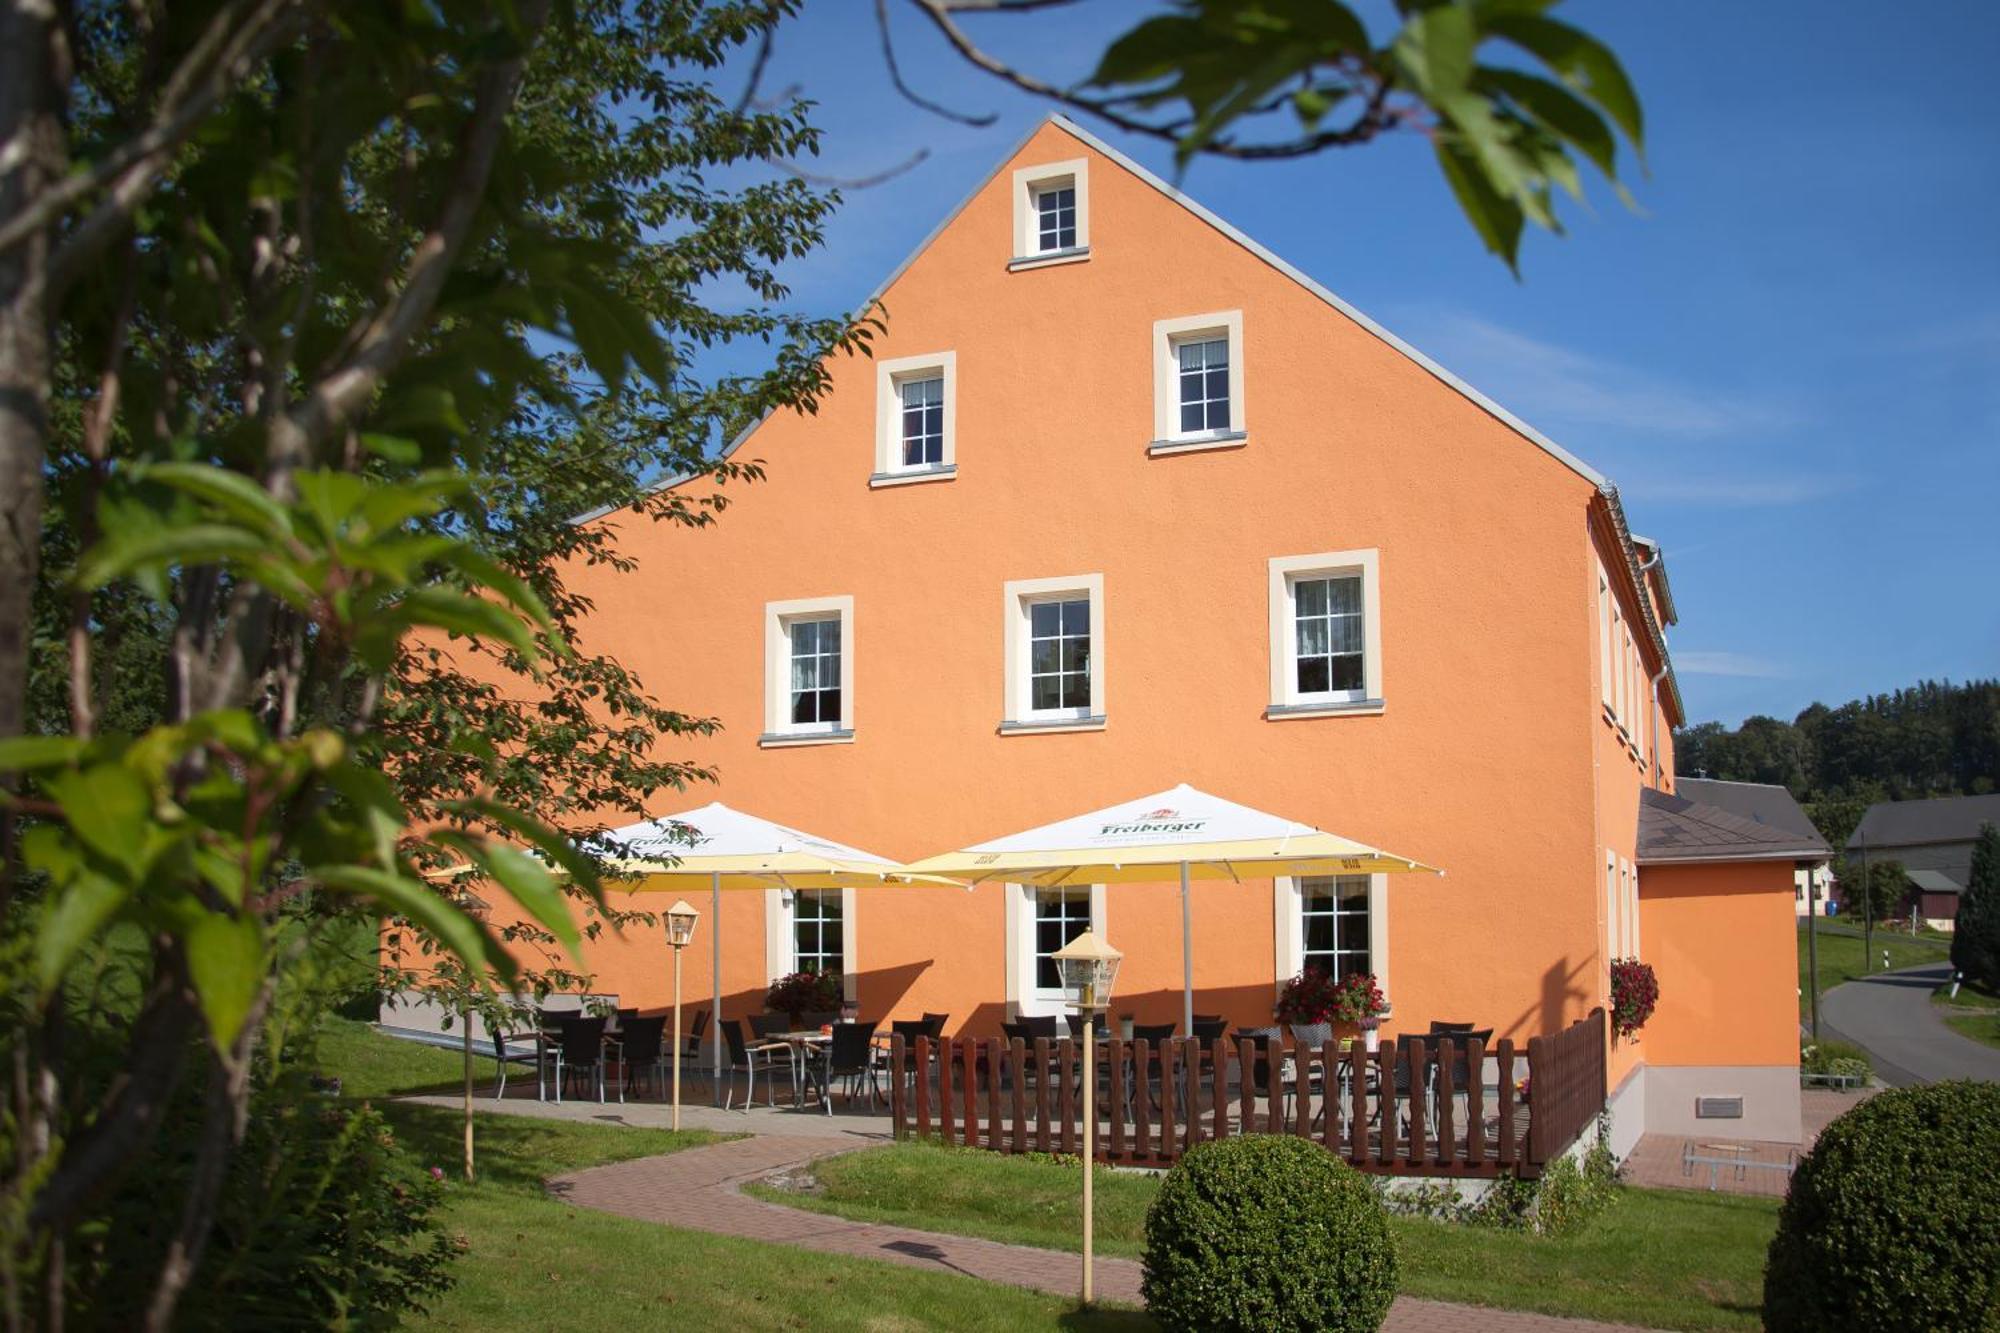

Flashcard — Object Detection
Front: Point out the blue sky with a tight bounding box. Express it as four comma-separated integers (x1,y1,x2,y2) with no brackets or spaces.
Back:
709,2,2000,726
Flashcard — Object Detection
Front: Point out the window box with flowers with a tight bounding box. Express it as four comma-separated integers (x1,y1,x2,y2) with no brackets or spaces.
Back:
1275,968,1389,1051
765,970,842,1028
1609,957,1658,1039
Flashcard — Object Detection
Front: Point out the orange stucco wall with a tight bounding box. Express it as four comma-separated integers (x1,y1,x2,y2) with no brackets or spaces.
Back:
462,120,1692,1050
1636,860,1800,1067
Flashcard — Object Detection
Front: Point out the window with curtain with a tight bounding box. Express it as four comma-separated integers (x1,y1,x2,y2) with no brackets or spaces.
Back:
788,616,841,726
793,890,843,975
1293,574,1364,697
1301,876,1370,980
1027,597,1091,713
1175,336,1230,434
899,374,944,467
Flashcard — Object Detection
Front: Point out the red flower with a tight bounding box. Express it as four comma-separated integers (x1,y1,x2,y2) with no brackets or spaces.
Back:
1608,958,1658,1038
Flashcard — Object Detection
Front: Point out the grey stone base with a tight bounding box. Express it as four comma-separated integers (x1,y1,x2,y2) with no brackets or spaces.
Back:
1643,1064,1801,1143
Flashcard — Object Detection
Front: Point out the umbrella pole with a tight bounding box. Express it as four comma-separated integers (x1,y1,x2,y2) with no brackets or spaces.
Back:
711,870,722,1106
1180,861,1193,1035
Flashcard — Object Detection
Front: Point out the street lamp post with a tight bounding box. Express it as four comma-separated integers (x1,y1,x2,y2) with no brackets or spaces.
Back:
665,899,701,1133
1052,930,1123,1309
460,893,492,1184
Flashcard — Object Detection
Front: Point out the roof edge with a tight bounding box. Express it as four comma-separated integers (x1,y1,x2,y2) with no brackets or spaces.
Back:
1639,848,1831,867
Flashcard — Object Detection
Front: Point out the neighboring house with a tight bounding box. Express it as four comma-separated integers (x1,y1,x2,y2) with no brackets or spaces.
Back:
1846,793,2000,930
1676,778,1834,916
425,115,1805,1145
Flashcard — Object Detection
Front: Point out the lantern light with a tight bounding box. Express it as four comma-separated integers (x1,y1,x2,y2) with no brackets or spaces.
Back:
665,899,700,949
1051,931,1123,1014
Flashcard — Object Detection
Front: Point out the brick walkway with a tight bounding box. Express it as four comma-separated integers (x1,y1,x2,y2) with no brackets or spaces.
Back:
550,1133,1665,1332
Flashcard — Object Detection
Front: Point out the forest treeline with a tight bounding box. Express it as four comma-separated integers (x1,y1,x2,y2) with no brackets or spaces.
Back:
1673,679,2000,849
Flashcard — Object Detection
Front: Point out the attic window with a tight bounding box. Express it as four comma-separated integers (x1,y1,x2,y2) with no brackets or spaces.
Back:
1010,159,1090,270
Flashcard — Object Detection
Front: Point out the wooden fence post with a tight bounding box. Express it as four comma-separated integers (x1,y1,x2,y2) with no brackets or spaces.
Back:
890,1034,908,1140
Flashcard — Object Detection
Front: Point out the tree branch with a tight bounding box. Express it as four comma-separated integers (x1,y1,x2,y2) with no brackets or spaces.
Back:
874,0,995,128
902,0,1408,160
16,0,309,296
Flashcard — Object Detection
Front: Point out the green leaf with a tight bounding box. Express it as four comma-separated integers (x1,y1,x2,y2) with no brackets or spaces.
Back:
1477,68,1618,178
76,524,273,589
185,912,265,1049
316,864,515,984
0,735,86,771
435,834,580,957
439,798,601,899
293,470,373,538
1394,2,1477,102
358,432,423,465
436,544,555,637
395,587,534,651
45,763,153,876
37,870,130,993
137,462,293,541
1485,13,1643,155
1434,138,1524,272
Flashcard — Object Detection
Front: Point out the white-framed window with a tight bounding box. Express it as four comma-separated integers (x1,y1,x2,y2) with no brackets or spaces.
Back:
1597,568,1613,712
1621,856,1639,957
1300,876,1372,980
1004,882,1106,1015
765,887,858,1000
1274,874,1389,1007
761,595,855,746
1151,310,1245,453
873,351,956,486
1611,605,1627,727
1605,851,1618,959
793,889,844,975
1033,887,1093,993
1001,573,1105,732
1266,549,1383,718
1010,158,1090,269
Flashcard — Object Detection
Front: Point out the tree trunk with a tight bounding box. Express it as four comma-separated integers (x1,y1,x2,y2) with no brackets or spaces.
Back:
0,1,69,764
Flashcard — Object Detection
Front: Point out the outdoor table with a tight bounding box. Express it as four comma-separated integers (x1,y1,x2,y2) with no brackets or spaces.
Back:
768,1031,831,1107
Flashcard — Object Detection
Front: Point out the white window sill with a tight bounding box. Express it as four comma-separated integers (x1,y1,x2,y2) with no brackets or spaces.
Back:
1148,431,1248,458
1265,699,1385,720
869,464,957,489
1007,246,1090,272
998,715,1107,736
758,729,856,749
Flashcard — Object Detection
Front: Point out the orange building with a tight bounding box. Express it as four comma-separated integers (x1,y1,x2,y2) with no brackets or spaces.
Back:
443,117,1811,1144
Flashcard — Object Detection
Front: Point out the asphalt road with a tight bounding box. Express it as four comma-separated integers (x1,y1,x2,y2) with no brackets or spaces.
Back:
1819,962,2000,1086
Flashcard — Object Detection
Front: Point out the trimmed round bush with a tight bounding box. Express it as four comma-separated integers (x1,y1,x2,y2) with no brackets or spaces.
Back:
1142,1135,1395,1333
1764,1080,2000,1332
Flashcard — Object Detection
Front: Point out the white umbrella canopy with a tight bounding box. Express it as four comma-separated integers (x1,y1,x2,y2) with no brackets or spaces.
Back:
601,801,939,890
598,801,959,1101
902,784,1442,1031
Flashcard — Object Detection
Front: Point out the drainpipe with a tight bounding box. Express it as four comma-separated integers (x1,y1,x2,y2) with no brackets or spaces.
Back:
1637,549,1669,785
1647,662,1670,786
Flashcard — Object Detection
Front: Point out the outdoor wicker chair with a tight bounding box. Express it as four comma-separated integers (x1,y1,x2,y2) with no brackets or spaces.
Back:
720,1018,791,1110
550,1015,609,1104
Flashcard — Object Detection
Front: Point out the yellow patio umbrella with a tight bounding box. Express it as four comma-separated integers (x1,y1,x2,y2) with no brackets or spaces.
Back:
901,784,1443,1032
601,802,962,1098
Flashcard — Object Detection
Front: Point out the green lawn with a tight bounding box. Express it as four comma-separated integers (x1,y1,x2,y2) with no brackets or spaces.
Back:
1798,921,1950,1013
314,1015,501,1099
325,1025,1150,1329
1933,977,2000,1051
747,1143,1781,1332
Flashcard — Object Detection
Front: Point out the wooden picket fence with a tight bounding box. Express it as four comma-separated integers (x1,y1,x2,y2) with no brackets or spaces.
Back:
888,1007,1606,1178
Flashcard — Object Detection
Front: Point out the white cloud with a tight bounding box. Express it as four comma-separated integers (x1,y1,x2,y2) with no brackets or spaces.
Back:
1405,311,1801,441
1674,651,1790,679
